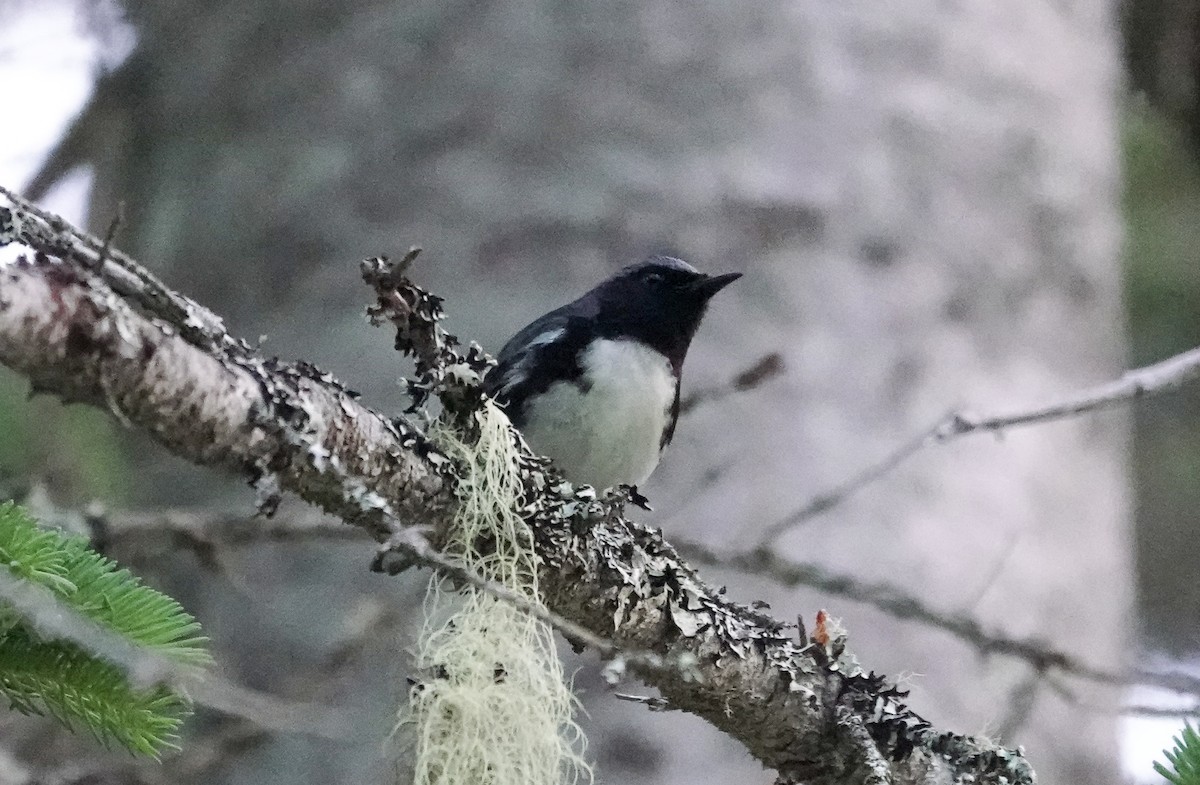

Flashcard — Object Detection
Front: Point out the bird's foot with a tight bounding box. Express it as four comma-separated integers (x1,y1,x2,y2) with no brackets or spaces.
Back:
613,483,653,512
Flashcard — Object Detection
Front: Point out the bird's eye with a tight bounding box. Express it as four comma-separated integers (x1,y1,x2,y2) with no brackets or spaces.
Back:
643,272,664,285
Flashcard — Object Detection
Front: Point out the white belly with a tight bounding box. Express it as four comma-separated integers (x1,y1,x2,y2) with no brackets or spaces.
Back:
519,339,676,490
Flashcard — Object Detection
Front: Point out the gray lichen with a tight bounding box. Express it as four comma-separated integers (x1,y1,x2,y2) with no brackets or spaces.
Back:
0,204,1036,785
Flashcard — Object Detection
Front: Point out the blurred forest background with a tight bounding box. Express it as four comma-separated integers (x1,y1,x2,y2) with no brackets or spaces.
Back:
1,0,1198,783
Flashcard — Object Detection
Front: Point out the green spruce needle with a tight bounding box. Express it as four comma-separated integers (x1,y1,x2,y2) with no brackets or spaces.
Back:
1156,722,1200,785
0,501,211,756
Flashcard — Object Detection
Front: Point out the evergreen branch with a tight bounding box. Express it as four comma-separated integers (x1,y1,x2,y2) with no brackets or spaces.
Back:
0,502,210,665
0,625,187,757
0,502,351,741
0,502,208,755
1157,722,1200,785
0,544,353,742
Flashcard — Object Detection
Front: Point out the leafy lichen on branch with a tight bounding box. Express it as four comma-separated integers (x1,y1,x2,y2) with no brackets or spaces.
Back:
357,251,1035,785
0,192,1035,785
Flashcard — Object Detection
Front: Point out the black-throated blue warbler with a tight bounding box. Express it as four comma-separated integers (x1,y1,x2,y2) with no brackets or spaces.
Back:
484,255,740,490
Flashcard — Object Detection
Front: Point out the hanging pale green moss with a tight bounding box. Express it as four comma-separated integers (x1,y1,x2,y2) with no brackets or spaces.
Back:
0,501,210,756
399,402,591,785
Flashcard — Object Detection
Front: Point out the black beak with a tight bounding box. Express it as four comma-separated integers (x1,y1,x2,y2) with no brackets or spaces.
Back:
692,271,742,299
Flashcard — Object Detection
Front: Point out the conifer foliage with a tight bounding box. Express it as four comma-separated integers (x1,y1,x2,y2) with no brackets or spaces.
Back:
0,501,210,756
1158,722,1200,785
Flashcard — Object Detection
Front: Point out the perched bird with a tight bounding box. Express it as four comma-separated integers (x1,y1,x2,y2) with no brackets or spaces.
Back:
484,255,740,490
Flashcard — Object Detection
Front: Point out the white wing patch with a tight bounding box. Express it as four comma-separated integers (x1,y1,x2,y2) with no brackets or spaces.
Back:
494,327,565,394
518,338,675,490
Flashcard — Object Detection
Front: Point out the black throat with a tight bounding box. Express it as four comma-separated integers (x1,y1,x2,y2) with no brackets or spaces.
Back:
592,292,708,378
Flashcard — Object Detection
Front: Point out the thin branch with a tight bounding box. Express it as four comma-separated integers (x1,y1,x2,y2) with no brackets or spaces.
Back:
1119,704,1200,718
938,347,1200,434
49,499,1200,707
37,500,1200,704
376,527,651,668
679,540,1200,699
996,667,1046,742
762,346,1200,544
678,351,784,415
612,692,674,711
756,414,951,545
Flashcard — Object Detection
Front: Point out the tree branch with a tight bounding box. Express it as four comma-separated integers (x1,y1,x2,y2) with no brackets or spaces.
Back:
678,540,1200,700
42,499,1199,709
0,191,1032,785
762,345,1200,543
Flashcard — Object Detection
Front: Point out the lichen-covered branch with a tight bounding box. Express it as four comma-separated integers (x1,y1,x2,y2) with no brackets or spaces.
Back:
0,191,1033,785
32,499,1197,711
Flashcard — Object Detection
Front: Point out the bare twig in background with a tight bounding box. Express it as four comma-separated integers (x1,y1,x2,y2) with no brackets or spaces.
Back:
937,346,1200,434
678,540,1200,700
1118,704,1200,718
756,414,952,545
996,668,1047,741
97,201,124,270
761,345,1200,544
678,351,784,415
960,531,1023,614
47,499,1200,706
37,501,1194,699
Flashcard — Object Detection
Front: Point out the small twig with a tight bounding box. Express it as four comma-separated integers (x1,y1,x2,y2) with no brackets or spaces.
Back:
375,527,622,658
678,539,1200,700
960,530,1022,614
757,414,950,545
370,508,695,681
936,346,1200,435
996,666,1046,741
1119,704,1200,718
1048,672,1200,719
612,692,674,711
678,352,784,415
762,344,1200,544
96,201,124,270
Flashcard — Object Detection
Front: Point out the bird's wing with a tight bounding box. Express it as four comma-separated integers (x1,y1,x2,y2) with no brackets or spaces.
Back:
660,380,681,449
484,306,592,426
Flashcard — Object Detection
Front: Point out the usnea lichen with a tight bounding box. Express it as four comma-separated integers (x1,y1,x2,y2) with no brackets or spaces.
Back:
398,401,591,785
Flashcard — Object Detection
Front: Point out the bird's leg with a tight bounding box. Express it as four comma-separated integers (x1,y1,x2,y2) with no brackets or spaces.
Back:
607,483,652,512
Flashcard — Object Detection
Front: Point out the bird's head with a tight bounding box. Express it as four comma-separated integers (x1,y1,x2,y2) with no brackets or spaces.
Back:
590,255,741,369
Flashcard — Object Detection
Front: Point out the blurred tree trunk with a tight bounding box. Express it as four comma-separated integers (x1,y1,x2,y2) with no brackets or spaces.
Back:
1121,0,1200,661
18,0,1127,783
1124,0,1200,148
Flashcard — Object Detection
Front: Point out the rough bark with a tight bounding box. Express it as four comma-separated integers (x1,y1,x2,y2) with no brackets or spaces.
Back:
0,201,1033,785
